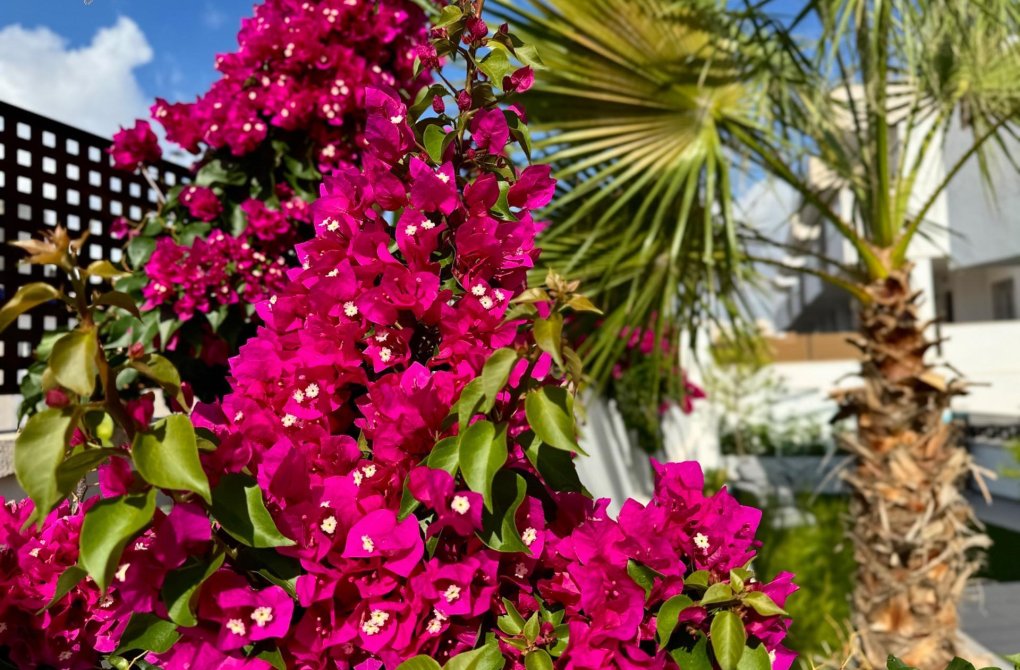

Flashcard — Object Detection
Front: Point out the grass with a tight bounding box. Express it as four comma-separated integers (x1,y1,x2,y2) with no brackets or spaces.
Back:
751,494,856,664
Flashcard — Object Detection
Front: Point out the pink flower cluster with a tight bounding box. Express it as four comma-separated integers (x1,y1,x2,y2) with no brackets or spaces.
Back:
150,0,429,172
142,229,290,321
0,14,794,669
112,0,431,335
108,120,162,170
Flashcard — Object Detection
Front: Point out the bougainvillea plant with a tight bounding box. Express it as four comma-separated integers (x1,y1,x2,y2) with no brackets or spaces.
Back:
0,3,794,668
16,0,433,412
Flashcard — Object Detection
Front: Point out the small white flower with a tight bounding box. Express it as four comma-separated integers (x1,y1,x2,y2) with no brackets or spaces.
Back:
493,290,506,302
251,606,274,628
234,411,245,422
353,470,364,486
320,516,337,534
471,284,487,296
694,532,710,550
243,122,253,132
115,563,130,583
344,301,359,317
522,527,538,547
292,389,306,403
379,347,392,363
421,219,435,230
436,171,450,184
450,495,471,515
361,535,375,552
305,383,320,399
480,296,494,309
443,585,462,603
281,414,297,427
226,618,247,636
363,465,377,478
390,114,404,124
404,224,418,236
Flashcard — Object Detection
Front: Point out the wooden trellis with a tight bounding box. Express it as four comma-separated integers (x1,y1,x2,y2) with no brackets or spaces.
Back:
0,100,189,394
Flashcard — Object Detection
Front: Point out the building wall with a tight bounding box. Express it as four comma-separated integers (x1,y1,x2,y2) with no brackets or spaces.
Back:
943,119,1020,268
947,264,1020,322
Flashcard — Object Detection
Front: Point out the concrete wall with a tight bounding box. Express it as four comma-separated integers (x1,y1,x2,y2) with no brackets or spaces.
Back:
767,320,1020,417
943,119,1020,269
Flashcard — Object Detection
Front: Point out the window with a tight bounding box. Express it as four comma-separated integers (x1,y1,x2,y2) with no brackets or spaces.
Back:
992,279,1016,320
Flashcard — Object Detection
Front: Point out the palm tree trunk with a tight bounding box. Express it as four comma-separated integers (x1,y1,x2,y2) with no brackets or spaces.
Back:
833,267,989,670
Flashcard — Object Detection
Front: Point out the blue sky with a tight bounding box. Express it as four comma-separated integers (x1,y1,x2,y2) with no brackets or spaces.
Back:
0,1,254,136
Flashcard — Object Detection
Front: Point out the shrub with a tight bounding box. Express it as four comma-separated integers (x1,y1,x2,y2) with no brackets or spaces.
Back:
0,3,795,668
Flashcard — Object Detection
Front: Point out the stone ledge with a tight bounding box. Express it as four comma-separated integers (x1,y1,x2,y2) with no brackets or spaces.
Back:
0,432,13,479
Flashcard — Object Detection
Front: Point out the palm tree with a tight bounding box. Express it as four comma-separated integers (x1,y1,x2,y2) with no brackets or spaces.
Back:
489,0,1020,666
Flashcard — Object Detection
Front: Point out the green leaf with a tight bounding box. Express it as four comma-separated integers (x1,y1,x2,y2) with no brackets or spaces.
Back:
565,294,603,314
130,354,185,408
525,650,553,670
478,470,529,553
95,290,141,319
523,612,540,642
424,124,448,164
433,5,463,28
256,648,287,670
478,47,513,85
196,158,246,187
532,314,564,368
211,473,294,548
523,437,584,493
80,489,157,592
0,282,61,333
685,570,710,589
887,658,917,670
15,407,76,519
444,641,505,670
701,582,735,606
1005,654,1020,670
115,613,180,654
452,349,517,429
55,448,119,495
498,598,526,635
50,329,98,397
86,260,130,280
427,436,460,475
398,658,443,670
453,378,485,431
944,660,976,670
162,552,224,627
670,634,713,670
458,420,506,511
627,559,663,599
126,236,156,268
656,594,694,649
742,591,788,617
479,348,518,412
39,565,87,613
398,474,421,521
525,386,584,455
737,645,772,670
132,415,211,503
710,611,746,670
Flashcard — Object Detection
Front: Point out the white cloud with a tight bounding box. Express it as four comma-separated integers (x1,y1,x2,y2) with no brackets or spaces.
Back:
0,17,153,137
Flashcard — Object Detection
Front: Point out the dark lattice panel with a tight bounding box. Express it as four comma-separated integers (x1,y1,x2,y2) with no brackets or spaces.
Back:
0,100,190,394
